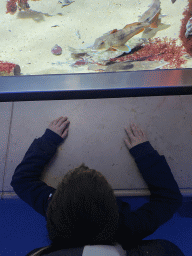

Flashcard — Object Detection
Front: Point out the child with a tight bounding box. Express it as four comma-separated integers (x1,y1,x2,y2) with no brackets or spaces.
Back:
11,116,184,256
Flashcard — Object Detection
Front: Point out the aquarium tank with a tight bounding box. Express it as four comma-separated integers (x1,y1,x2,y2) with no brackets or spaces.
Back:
1,0,192,76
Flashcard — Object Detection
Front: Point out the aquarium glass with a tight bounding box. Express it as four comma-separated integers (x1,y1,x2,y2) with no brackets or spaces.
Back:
1,0,191,76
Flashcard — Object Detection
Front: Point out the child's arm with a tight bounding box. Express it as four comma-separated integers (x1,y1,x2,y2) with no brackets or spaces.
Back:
116,142,183,249
10,128,62,217
10,116,70,217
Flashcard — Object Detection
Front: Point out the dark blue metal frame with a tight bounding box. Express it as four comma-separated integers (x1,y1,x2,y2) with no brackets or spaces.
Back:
0,69,192,102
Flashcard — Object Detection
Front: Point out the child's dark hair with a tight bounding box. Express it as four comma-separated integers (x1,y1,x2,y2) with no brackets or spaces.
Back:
40,163,119,255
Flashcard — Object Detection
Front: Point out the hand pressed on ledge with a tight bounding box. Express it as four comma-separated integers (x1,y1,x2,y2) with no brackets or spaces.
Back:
48,116,148,150
48,116,70,139
124,123,148,150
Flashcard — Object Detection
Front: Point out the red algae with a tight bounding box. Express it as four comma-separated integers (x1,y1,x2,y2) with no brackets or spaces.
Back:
0,61,16,73
179,1,192,56
6,0,17,14
109,37,187,69
0,61,20,76
6,0,30,14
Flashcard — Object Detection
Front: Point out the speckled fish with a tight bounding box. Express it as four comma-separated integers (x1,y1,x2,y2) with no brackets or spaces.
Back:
138,0,161,28
92,22,150,52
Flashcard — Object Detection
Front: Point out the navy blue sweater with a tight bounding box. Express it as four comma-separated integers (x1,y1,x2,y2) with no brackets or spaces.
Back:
10,128,183,252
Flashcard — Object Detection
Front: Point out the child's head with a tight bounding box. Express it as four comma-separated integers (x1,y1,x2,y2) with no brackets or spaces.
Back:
46,163,119,249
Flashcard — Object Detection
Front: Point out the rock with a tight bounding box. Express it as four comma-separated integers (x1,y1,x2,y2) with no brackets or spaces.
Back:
51,44,62,55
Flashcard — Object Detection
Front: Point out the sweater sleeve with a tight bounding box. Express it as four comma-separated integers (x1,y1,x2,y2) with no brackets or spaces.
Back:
116,141,183,249
10,129,61,217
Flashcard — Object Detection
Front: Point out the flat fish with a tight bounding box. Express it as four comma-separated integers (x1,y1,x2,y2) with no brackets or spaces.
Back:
88,60,169,72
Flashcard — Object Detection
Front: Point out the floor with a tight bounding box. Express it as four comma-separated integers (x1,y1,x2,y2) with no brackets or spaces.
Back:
1,97,192,255
0,196,192,256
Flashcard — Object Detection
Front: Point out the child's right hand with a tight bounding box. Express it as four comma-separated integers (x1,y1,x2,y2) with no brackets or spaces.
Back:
124,123,148,150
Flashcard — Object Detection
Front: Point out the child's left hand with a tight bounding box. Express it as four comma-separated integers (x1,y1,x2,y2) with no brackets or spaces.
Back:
48,116,70,139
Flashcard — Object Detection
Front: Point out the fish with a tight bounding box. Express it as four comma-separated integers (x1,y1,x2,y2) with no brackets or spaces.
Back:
88,60,169,72
92,22,151,51
69,38,147,66
138,0,161,28
58,0,75,7
171,0,176,3
92,0,162,52
185,17,192,38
